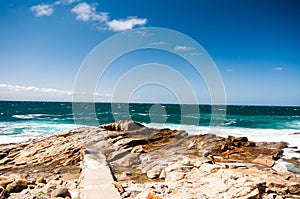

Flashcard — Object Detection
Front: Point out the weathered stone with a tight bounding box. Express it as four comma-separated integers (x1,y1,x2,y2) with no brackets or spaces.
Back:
33,192,51,199
131,145,146,153
147,192,163,199
135,191,151,199
41,184,56,195
147,165,164,179
165,171,185,183
244,188,260,199
47,179,63,186
288,184,300,194
51,187,71,198
113,181,124,193
0,180,13,187
253,157,275,167
6,181,20,193
159,169,166,179
101,120,145,131
272,162,288,174
16,179,27,188
36,177,46,184
199,163,220,173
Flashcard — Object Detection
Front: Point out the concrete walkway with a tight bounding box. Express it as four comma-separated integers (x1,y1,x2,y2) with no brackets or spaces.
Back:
80,149,122,199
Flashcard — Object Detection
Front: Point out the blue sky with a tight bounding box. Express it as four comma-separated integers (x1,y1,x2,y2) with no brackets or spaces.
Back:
0,0,299,105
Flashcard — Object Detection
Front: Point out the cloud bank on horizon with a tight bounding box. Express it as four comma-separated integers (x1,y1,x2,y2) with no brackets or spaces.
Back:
0,84,113,102
30,1,147,32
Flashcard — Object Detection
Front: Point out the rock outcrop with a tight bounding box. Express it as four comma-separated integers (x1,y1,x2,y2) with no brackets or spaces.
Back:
0,120,299,199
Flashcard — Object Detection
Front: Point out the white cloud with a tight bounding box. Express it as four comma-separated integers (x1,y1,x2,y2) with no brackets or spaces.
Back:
71,2,108,22
0,84,72,95
150,41,167,46
31,1,147,32
107,17,147,31
0,84,113,102
173,45,196,52
273,67,283,71
31,4,54,16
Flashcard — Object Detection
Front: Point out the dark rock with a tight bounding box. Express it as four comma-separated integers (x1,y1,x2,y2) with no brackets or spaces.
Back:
256,142,288,149
6,181,20,193
0,153,6,159
0,186,7,199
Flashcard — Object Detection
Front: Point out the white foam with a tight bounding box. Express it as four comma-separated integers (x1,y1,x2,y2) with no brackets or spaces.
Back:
0,136,33,144
0,121,78,144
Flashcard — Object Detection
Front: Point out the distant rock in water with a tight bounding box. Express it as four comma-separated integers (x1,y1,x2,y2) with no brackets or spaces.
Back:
100,120,145,131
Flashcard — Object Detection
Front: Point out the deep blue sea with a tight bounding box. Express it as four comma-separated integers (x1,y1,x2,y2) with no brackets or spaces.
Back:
0,101,300,159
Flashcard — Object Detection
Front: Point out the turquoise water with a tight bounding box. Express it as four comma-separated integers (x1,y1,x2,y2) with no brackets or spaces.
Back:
1,101,299,128
0,101,299,158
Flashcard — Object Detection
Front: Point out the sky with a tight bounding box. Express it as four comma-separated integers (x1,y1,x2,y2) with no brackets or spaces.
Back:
0,0,299,106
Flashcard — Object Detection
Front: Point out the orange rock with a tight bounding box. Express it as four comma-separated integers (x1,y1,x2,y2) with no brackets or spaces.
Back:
0,180,13,187
36,177,46,184
147,192,163,199
16,179,27,188
113,181,124,193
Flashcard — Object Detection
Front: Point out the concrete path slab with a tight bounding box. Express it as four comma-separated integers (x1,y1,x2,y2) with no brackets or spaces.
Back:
81,149,121,199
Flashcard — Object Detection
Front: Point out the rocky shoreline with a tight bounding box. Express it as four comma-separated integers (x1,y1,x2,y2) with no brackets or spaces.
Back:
0,120,299,199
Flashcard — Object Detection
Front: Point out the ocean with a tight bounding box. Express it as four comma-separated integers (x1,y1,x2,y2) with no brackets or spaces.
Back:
0,101,299,160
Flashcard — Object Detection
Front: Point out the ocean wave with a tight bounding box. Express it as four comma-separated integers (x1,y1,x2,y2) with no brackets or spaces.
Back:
12,114,40,119
0,121,78,144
